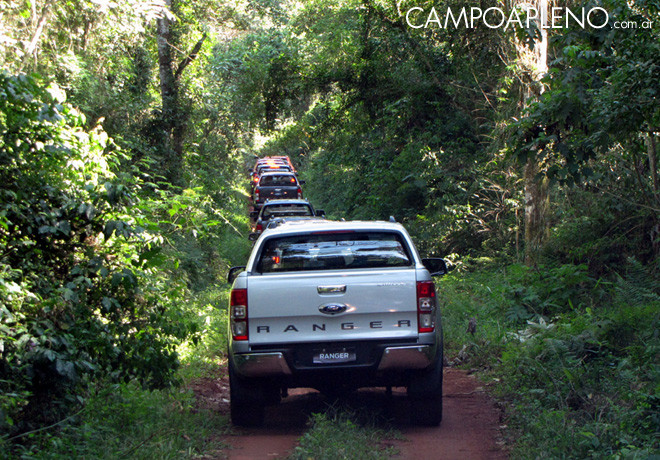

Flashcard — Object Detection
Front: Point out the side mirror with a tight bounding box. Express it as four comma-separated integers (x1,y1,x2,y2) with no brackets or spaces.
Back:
315,209,325,217
228,266,246,284
298,179,306,185
422,258,448,276
248,232,259,241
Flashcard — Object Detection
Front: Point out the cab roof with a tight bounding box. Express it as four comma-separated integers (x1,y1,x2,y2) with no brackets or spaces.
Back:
261,219,406,236
261,198,310,206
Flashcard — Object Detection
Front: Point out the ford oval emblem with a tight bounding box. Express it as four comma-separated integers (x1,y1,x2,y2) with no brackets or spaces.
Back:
319,303,348,315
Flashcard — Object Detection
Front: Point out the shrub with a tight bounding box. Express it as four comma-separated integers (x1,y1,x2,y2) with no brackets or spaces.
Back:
496,261,659,458
0,73,197,436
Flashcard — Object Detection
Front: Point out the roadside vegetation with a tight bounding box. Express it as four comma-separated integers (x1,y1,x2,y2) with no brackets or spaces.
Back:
1,0,658,459
3,381,228,459
440,263,659,459
291,411,399,460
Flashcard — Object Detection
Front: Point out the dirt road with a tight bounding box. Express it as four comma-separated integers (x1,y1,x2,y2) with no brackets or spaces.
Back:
193,368,507,459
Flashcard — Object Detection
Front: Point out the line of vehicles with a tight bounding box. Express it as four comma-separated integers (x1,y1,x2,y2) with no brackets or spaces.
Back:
248,156,325,240
227,155,448,427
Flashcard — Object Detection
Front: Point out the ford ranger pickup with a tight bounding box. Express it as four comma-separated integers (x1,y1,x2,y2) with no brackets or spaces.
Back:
226,219,447,427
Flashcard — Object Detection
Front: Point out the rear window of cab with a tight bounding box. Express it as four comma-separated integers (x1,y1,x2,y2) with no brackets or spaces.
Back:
258,174,297,186
261,204,313,218
255,231,413,273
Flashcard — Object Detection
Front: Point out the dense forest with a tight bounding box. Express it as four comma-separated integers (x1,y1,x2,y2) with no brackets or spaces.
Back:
1,0,658,458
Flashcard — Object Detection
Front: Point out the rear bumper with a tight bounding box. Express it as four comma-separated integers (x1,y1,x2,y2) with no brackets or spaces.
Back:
376,345,433,370
233,352,293,377
232,344,434,378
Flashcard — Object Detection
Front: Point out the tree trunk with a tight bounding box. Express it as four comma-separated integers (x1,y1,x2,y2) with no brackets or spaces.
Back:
647,131,658,201
648,131,660,257
156,0,183,186
518,0,549,265
156,2,207,187
524,158,549,265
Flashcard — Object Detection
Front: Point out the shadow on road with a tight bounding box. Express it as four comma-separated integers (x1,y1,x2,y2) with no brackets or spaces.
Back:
220,370,507,459
260,387,418,430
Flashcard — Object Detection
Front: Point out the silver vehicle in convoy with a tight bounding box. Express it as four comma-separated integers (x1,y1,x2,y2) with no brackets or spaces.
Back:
226,219,448,427
248,199,325,240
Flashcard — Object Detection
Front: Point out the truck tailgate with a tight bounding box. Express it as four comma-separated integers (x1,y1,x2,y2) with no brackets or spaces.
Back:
259,186,298,200
247,269,418,345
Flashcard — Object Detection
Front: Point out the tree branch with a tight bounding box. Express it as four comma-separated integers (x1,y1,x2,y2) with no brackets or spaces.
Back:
362,0,468,112
21,0,52,70
174,33,207,81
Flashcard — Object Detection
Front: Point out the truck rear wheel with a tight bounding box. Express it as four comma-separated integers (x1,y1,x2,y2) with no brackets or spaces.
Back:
407,351,443,426
228,356,266,427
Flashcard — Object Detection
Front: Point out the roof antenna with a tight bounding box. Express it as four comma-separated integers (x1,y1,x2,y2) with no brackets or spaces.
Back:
389,216,396,222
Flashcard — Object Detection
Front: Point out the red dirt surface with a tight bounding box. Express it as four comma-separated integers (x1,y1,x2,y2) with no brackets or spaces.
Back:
191,368,507,459
391,369,507,459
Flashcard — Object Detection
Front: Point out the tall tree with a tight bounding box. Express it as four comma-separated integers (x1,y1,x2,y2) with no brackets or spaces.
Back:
156,0,206,186
516,0,551,265
512,0,660,260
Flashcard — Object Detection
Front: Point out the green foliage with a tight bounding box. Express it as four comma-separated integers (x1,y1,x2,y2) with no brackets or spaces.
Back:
177,287,231,372
1,0,658,457
511,0,660,184
286,7,480,218
0,381,228,459
290,410,397,460
438,258,659,458
0,73,197,437
498,301,659,458
439,262,606,352
499,263,606,323
535,177,658,273
211,28,303,132
492,259,659,458
436,269,509,364
224,0,523,262
0,0,166,83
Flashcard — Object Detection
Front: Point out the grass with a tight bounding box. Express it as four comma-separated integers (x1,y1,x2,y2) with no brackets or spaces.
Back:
437,267,509,367
1,380,229,459
438,260,660,459
0,286,233,460
289,409,400,460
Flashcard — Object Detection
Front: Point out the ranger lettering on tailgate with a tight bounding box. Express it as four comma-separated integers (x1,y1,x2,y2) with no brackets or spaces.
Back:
254,319,412,334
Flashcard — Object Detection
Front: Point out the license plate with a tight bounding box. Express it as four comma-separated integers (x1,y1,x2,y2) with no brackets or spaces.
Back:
313,348,356,364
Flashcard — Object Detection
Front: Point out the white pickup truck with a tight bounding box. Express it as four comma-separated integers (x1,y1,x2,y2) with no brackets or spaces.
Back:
226,219,448,426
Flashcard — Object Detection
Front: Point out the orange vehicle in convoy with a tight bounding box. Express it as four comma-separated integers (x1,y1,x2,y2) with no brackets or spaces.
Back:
269,155,296,173
249,157,296,188
250,156,296,176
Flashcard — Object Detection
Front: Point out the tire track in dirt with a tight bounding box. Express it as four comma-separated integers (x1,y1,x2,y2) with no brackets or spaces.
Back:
193,368,506,459
390,369,507,459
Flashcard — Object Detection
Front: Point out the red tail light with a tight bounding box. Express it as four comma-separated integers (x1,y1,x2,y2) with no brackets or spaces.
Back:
297,186,302,198
254,187,260,202
417,281,436,333
230,288,248,341
255,223,263,232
